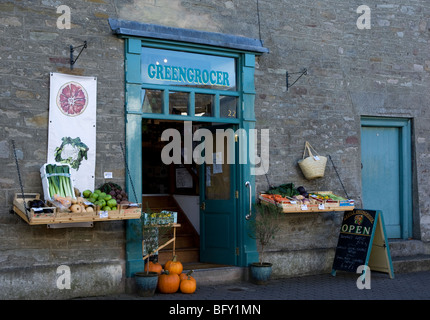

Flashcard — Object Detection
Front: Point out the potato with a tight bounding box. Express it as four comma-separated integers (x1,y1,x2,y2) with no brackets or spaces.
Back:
70,204,82,213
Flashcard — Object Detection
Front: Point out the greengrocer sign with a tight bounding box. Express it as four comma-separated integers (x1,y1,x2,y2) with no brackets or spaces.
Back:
147,64,230,87
141,47,236,89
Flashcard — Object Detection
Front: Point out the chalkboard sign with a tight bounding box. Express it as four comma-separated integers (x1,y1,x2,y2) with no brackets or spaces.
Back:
331,209,394,278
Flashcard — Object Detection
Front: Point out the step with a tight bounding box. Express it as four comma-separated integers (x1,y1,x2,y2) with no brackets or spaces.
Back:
159,234,198,249
388,239,426,258
182,263,248,285
158,247,199,264
392,254,430,274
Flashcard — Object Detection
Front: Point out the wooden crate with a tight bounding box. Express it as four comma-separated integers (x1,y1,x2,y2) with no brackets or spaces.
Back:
120,203,142,219
13,193,57,224
309,191,355,207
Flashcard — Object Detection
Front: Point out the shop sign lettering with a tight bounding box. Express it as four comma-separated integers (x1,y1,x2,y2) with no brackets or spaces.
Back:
340,223,371,236
141,47,236,89
147,64,230,87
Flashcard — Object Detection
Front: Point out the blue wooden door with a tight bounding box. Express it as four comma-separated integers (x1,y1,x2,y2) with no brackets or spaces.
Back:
199,125,237,265
361,126,402,238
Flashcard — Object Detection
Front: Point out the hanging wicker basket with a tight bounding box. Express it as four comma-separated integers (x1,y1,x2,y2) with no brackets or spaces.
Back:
298,141,327,180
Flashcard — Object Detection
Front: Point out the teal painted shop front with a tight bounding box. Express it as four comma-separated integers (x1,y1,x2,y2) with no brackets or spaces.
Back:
109,19,268,276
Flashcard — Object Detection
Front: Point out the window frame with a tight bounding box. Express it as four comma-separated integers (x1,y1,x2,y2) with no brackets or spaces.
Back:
138,41,242,124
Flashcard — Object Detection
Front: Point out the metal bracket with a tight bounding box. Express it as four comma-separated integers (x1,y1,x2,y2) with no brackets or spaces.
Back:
70,41,87,70
286,68,307,91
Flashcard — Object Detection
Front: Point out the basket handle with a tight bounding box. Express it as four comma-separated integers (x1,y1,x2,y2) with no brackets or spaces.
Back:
302,141,320,159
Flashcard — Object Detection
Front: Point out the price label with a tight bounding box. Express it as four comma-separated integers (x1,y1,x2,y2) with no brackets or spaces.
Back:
99,211,109,218
319,203,325,210
301,204,308,210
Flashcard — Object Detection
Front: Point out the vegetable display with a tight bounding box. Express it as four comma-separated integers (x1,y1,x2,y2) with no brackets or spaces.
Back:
266,183,299,198
157,271,180,294
82,183,130,211
45,164,75,199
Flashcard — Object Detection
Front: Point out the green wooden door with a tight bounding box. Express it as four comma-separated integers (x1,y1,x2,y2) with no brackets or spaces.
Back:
361,118,412,239
199,125,237,265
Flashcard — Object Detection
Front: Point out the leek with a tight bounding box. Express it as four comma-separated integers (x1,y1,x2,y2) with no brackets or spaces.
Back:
45,164,74,199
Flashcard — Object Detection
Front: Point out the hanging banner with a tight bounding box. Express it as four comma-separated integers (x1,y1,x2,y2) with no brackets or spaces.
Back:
47,72,97,193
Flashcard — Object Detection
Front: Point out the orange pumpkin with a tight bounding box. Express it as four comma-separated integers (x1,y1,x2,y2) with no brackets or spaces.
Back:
144,261,163,274
179,270,195,282
157,271,180,294
180,277,197,294
165,255,183,275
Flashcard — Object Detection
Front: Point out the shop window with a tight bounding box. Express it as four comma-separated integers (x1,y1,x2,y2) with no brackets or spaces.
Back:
195,94,214,117
140,46,238,120
220,96,237,118
142,89,163,114
169,91,189,115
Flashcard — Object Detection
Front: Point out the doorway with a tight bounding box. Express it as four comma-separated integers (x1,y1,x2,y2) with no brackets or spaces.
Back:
360,117,412,239
198,124,238,265
141,120,239,266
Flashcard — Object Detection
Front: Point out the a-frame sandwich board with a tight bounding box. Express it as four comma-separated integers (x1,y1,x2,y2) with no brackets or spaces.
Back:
331,209,394,279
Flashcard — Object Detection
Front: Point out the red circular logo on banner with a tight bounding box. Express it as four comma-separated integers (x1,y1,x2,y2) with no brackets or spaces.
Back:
56,81,88,116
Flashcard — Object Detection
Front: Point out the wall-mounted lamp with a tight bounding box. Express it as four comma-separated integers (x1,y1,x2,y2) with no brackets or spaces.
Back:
70,41,87,70
286,68,307,91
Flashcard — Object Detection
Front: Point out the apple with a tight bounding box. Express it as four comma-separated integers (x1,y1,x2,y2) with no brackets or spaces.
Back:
107,199,117,208
102,206,111,211
104,194,112,201
83,190,92,198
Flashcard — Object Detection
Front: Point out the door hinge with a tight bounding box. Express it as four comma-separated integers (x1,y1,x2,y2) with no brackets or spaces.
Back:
235,190,239,199
235,134,238,142
236,247,240,255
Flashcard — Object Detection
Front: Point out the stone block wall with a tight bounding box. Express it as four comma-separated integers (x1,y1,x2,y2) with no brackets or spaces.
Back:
0,0,127,299
0,0,429,297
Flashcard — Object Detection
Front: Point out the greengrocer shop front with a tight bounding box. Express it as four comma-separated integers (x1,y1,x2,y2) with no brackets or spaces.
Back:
108,19,270,276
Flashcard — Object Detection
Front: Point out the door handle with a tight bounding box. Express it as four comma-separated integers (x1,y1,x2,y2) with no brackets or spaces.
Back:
200,202,205,210
245,181,252,220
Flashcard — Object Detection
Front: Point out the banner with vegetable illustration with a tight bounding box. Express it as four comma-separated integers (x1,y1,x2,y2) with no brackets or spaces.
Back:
47,72,97,193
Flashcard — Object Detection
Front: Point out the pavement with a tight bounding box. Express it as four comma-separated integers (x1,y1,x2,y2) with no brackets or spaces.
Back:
83,270,430,300
75,271,430,318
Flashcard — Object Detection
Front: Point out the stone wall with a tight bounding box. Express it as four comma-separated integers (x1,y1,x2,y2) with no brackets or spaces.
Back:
0,0,126,299
0,0,429,297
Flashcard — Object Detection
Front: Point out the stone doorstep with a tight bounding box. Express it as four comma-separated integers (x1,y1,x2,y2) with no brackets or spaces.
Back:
392,255,430,274
388,239,427,258
387,239,430,274
182,266,249,286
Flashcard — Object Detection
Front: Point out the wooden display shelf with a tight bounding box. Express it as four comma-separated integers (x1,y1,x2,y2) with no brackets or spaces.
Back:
259,193,355,213
13,193,141,225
